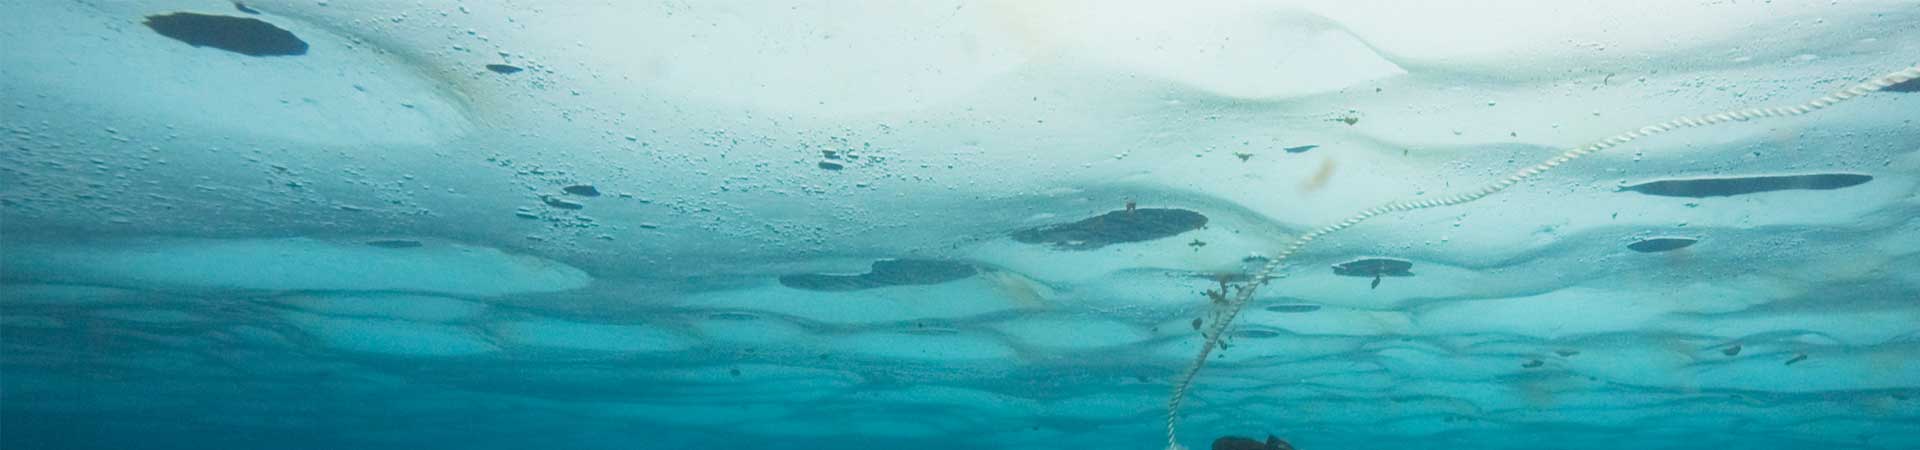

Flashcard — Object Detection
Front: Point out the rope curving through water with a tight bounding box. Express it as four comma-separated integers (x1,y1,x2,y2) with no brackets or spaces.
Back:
1162,65,1920,450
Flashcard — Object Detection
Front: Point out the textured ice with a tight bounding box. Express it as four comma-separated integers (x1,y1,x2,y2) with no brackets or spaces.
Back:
992,316,1154,350
274,293,487,322
687,312,812,346
5,238,591,296
92,308,204,324
3,1,1920,450
283,311,498,356
832,330,1018,361
494,319,691,353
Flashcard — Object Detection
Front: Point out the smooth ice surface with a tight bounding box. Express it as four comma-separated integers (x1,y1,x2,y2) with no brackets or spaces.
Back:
4,237,592,296
494,319,692,353
3,1,1920,450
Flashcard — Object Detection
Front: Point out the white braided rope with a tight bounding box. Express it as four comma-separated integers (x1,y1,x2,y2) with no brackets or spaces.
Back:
1162,65,1920,450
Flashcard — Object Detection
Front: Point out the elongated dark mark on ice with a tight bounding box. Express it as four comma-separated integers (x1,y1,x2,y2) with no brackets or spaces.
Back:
1627,236,1698,253
145,12,307,56
1621,173,1871,198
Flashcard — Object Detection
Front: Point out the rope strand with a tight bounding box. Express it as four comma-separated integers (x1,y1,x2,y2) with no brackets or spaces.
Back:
1163,65,1920,450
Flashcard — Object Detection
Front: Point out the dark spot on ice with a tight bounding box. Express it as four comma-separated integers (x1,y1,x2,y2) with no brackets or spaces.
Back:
1213,435,1294,450
822,150,841,160
1012,208,1208,250
541,196,584,210
1785,353,1807,366
729,368,741,377
365,239,422,249
1231,328,1281,339
1627,236,1698,253
144,13,308,57
1190,271,1251,283
706,312,760,321
1886,77,1920,93
1191,317,1203,330
1284,145,1318,154
817,161,844,171
485,64,524,74
1332,257,1414,277
562,184,600,197
778,259,976,292
234,2,260,14
1722,344,1742,356
903,327,960,336
1263,303,1321,313
1621,173,1872,197
1521,359,1545,368
1555,349,1580,357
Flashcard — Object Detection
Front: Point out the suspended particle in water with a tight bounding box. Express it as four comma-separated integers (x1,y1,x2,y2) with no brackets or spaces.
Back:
1300,158,1337,192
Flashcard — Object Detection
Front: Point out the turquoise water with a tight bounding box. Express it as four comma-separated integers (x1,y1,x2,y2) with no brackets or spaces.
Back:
4,2,1920,449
